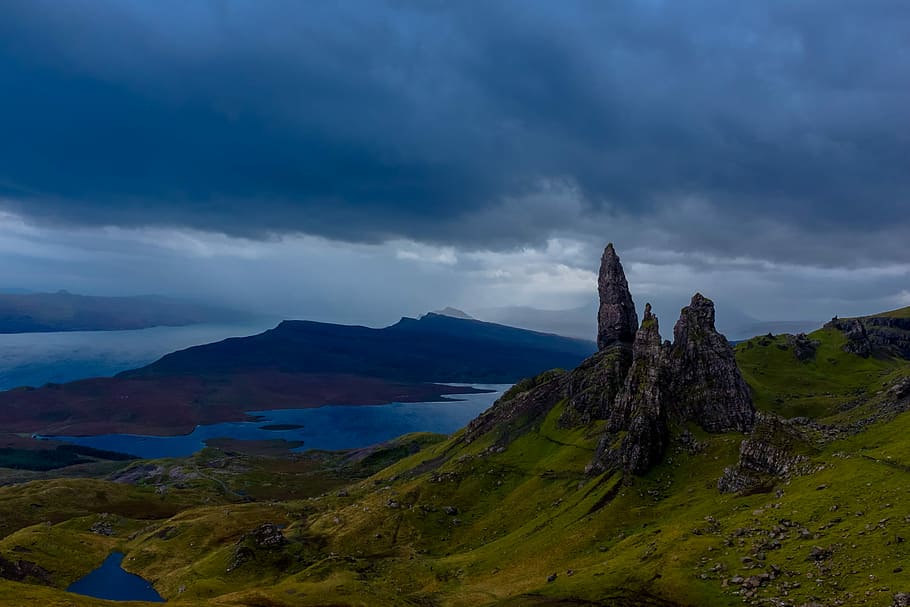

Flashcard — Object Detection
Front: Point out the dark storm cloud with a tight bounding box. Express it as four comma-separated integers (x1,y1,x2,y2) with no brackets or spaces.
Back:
0,0,908,257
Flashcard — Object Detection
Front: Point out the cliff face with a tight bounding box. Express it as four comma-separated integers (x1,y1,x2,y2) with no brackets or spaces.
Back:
588,295,755,476
665,293,755,433
826,315,910,359
717,413,814,494
589,304,667,475
466,244,756,479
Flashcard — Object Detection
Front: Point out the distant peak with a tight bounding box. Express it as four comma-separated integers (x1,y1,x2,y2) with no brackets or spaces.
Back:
429,307,475,320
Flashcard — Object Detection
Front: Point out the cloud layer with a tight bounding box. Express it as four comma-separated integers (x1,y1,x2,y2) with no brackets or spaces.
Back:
0,2,908,331
0,1,908,264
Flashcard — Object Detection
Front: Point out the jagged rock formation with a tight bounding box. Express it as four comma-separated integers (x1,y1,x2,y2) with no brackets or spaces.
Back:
826,314,910,359
559,243,636,426
558,347,631,427
588,295,755,475
589,304,667,475
786,333,820,361
597,243,638,350
664,293,755,433
718,413,814,494
466,245,756,479
0,555,51,584
829,317,873,357
464,369,568,443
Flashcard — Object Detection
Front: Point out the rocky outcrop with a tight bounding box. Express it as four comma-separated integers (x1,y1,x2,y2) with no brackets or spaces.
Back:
588,295,755,476
562,243,637,424
786,333,820,362
589,304,667,475
718,414,814,494
247,523,288,548
558,346,631,427
463,246,756,480
479,243,639,432
226,523,289,573
463,369,569,443
665,294,755,433
828,318,872,357
0,555,51,584
597,243,638,350
826,315,910,359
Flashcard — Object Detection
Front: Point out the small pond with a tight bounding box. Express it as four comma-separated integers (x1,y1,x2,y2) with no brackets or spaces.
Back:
66,552,165,602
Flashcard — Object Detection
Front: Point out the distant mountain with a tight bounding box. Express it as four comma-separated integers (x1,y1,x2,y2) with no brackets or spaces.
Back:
0,291,248,333
127,313,596,383
0,314,596,435
429,306,475,320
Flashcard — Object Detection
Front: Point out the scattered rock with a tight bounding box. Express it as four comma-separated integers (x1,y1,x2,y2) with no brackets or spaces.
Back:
0,556,52,584
154,525,178,540
246,523,287,549
89,519,115,536
226,546,254,573
787,333,820,361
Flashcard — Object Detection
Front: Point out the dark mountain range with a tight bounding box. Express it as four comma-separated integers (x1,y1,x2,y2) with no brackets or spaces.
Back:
0,291,247,333
0,314,595,436
125,313,596,383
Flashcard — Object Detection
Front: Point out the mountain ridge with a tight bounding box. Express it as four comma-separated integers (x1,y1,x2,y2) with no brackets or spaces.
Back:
0,313,595,436
125,312,595,382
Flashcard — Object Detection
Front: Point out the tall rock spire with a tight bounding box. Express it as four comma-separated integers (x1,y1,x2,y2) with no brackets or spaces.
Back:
597,243,638,350
589,303,668,475
666,293,755,432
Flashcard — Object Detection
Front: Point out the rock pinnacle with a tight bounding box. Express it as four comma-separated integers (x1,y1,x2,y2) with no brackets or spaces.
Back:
597,243,638,350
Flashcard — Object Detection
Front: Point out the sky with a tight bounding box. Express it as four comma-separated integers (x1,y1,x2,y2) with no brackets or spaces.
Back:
0,1,908,334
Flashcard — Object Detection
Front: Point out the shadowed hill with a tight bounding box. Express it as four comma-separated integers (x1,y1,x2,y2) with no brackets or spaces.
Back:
124,313,596,383
0,314,595,436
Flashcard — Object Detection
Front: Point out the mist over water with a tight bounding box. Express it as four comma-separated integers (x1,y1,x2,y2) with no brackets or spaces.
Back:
0,321,279,390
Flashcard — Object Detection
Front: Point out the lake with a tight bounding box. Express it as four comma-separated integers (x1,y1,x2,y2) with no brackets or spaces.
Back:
0,320,278,390
66,552,165,602
54,384,509,459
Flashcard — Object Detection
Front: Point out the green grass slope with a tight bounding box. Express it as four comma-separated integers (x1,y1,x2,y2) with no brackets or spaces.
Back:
4,317,910,606
735,328,910,419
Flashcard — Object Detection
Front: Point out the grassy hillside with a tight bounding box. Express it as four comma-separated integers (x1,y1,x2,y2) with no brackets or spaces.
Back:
860,306,910,319
3,317,910,605
734,328,909,419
